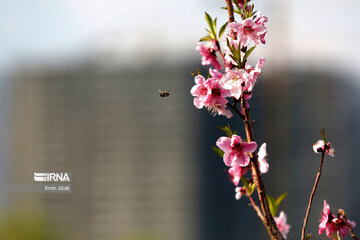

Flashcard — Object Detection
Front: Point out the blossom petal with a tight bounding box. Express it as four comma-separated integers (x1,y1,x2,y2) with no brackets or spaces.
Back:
216,137,231,152
242,142,257,152
223,152,236,166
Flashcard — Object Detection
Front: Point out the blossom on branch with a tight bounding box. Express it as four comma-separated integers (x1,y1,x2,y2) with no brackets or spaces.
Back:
235,186,247,200
196,41,221,70
219,57,265,100
243,57,265,92
190,74,233,118
216,135,257,167
229,18,267,47
220,68,246,99
274,211,291,239
319,200,356,239
228,165,248,186
255,14,268,44
313,140,335,157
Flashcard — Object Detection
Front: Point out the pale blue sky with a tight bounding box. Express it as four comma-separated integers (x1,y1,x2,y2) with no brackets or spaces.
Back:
0,0,359,78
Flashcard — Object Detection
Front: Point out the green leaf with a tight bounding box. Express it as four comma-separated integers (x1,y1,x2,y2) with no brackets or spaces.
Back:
240,177,251,194
266,195,276,216
199,36,212,42
226,38,242,65
226,38,234,54
218,124,234,138
275,192,288,206
266,193,288,217
234,9,242,15
212,146,224,158
229,54,239,65
249,182,257,196
205,12,216,39
233,0,242,12
237,40,242,60
243,46,256,61
204,12,213,29
219,22,228,39
243,1,249,18
305,233,312,240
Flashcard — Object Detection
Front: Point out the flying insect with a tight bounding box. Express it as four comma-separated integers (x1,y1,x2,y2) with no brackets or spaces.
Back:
159,89,170,97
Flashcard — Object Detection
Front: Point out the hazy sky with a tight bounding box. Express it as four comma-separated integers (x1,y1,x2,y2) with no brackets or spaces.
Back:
1,0,360,78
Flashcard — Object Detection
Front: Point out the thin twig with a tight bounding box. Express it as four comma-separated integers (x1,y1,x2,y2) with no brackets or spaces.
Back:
248,192,265,222
338,209,359,240
301,151,325,240
247,192,273,237
240,98,284,240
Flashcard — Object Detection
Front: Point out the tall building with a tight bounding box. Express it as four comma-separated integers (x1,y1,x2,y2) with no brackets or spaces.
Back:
8,59,200,240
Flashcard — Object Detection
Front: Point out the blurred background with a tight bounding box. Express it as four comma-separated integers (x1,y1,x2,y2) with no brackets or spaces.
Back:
0,0,360,239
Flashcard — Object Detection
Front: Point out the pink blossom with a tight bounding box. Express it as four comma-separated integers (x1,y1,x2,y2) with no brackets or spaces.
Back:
219,68,246,99
228,165,248,185
255,14,268,44
313,140,335,157
216,135,257,167
196,41,221,70
258,143,269,174
318,200,356,238
319,200,333,237
229,18,267,47
203,79,229,107
235,186,247,200
190,75,208,109
243,57,265,92
274,211,291,239
203,79,233,118
190,75,233,118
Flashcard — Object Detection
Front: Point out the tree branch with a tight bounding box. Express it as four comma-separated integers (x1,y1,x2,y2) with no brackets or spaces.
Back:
301,151,325,240
240,97,284,240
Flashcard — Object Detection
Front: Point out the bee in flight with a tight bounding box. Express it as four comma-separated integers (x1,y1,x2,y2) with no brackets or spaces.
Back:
159,89,170,97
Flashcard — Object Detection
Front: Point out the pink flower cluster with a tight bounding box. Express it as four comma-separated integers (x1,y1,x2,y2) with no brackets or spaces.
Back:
216,135,270,195
190,58,265,118
193,14,267,118
313,140,335,157
319,200,356,238
220,14,267,66
220,57,265,99
228,16,267,47
190,70,233,119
